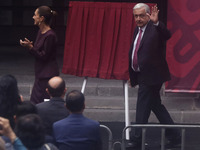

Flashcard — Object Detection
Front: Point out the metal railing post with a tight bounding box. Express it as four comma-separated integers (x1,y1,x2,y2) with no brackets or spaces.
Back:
100,125,113,150
141,128,146,150
161,128,165,150
81,77,88,94
123,80,130,140
181,128,185,150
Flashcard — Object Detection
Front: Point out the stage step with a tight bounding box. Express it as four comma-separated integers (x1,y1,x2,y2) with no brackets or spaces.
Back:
0,47,200,123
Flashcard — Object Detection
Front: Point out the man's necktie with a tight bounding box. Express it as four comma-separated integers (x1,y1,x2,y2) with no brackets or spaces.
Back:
133,29,143,71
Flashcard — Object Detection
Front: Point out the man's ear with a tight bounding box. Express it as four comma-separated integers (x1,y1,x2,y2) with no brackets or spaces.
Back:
146,13,151,19
65,104,70,111
46,88,50,95
62,88,67,98
64,88,67,94
13,115,17,123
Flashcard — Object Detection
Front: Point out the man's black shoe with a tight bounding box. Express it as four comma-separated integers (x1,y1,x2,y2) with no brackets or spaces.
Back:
165,136,181,149
165,143,181,150
125,140,148,150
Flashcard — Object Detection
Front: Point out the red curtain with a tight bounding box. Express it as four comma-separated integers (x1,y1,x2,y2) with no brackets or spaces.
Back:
166,0,200,93
62,1,137,80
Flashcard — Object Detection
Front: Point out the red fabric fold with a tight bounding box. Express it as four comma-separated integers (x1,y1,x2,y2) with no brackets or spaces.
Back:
62,2,152,80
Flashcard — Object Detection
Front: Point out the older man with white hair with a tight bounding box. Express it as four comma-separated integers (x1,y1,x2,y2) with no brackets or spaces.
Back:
128,3,180,149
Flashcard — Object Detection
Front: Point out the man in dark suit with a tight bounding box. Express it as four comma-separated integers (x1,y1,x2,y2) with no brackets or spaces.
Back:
36,76,69,140
128,3,180,149
53,90,102,150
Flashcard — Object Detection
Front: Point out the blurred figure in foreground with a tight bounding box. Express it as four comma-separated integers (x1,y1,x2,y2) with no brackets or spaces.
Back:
15,114,58,150
0,75,22,129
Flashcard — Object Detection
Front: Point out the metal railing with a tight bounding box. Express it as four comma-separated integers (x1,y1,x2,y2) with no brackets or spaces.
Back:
100,124,113,150
121,124,200,150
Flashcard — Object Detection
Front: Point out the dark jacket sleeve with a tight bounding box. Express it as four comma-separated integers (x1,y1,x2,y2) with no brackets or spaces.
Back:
156,21,171,41
29,34,57,61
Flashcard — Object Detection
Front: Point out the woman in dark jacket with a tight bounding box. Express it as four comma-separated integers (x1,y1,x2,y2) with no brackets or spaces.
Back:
20,6,59,104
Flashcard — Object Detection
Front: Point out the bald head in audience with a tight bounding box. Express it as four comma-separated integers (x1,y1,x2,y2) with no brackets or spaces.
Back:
46,76,66,98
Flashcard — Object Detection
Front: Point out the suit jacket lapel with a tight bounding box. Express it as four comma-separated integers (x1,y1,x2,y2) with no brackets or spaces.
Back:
133,28,139,41
138,21,152,50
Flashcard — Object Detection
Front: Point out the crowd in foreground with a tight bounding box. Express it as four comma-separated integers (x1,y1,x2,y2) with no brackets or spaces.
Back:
0,75,102,150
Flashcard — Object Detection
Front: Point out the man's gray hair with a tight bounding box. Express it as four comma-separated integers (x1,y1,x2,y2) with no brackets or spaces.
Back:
133,3,150,14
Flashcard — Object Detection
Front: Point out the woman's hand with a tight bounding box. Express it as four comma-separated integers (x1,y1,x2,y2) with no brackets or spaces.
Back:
20,38,33,49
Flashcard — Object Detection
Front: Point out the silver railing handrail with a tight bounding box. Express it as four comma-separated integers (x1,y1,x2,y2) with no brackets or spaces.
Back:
100,124,113,150
121,124,200,150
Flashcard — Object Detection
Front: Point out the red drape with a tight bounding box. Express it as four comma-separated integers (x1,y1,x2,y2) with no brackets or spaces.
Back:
166,0,200,93
62,1,138,80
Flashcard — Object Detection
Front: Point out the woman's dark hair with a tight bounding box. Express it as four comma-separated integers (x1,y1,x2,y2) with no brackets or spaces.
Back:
15,114,45,149
0,74,21,128
15,101,38,120
65,90,85,112
37,5,57,29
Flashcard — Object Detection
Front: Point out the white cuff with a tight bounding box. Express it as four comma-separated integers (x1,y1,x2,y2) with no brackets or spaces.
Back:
154,21,159,26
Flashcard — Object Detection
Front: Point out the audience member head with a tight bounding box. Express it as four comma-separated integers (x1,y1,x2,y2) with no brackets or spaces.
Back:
15,114,45,149
65,90,85,113
15,101,38,122
34,5,57,29
0,74,22,128
46,76,66,98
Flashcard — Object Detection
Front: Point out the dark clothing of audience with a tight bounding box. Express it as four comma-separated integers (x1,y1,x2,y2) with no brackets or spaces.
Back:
0,74,22,129
15,114,58,150
53,114,101,150
36,97,69,136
